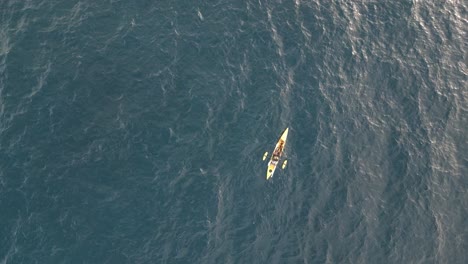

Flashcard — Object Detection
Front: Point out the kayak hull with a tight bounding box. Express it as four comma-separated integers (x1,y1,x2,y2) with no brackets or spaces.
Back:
266,128,289,179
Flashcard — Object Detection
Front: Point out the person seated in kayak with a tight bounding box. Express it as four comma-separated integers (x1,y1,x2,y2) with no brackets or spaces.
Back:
278,141,284,152
274,142,284,155
273,149,280,157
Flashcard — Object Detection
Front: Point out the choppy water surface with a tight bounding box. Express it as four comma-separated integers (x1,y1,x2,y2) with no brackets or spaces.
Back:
0,1,466,263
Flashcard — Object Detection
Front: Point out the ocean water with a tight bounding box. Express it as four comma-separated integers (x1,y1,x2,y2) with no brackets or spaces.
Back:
0,0,466,263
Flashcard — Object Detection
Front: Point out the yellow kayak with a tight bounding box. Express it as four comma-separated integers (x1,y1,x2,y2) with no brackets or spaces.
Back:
266,127,289,180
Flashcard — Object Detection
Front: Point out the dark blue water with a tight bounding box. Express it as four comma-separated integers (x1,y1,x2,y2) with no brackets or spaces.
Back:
1,1,466,263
